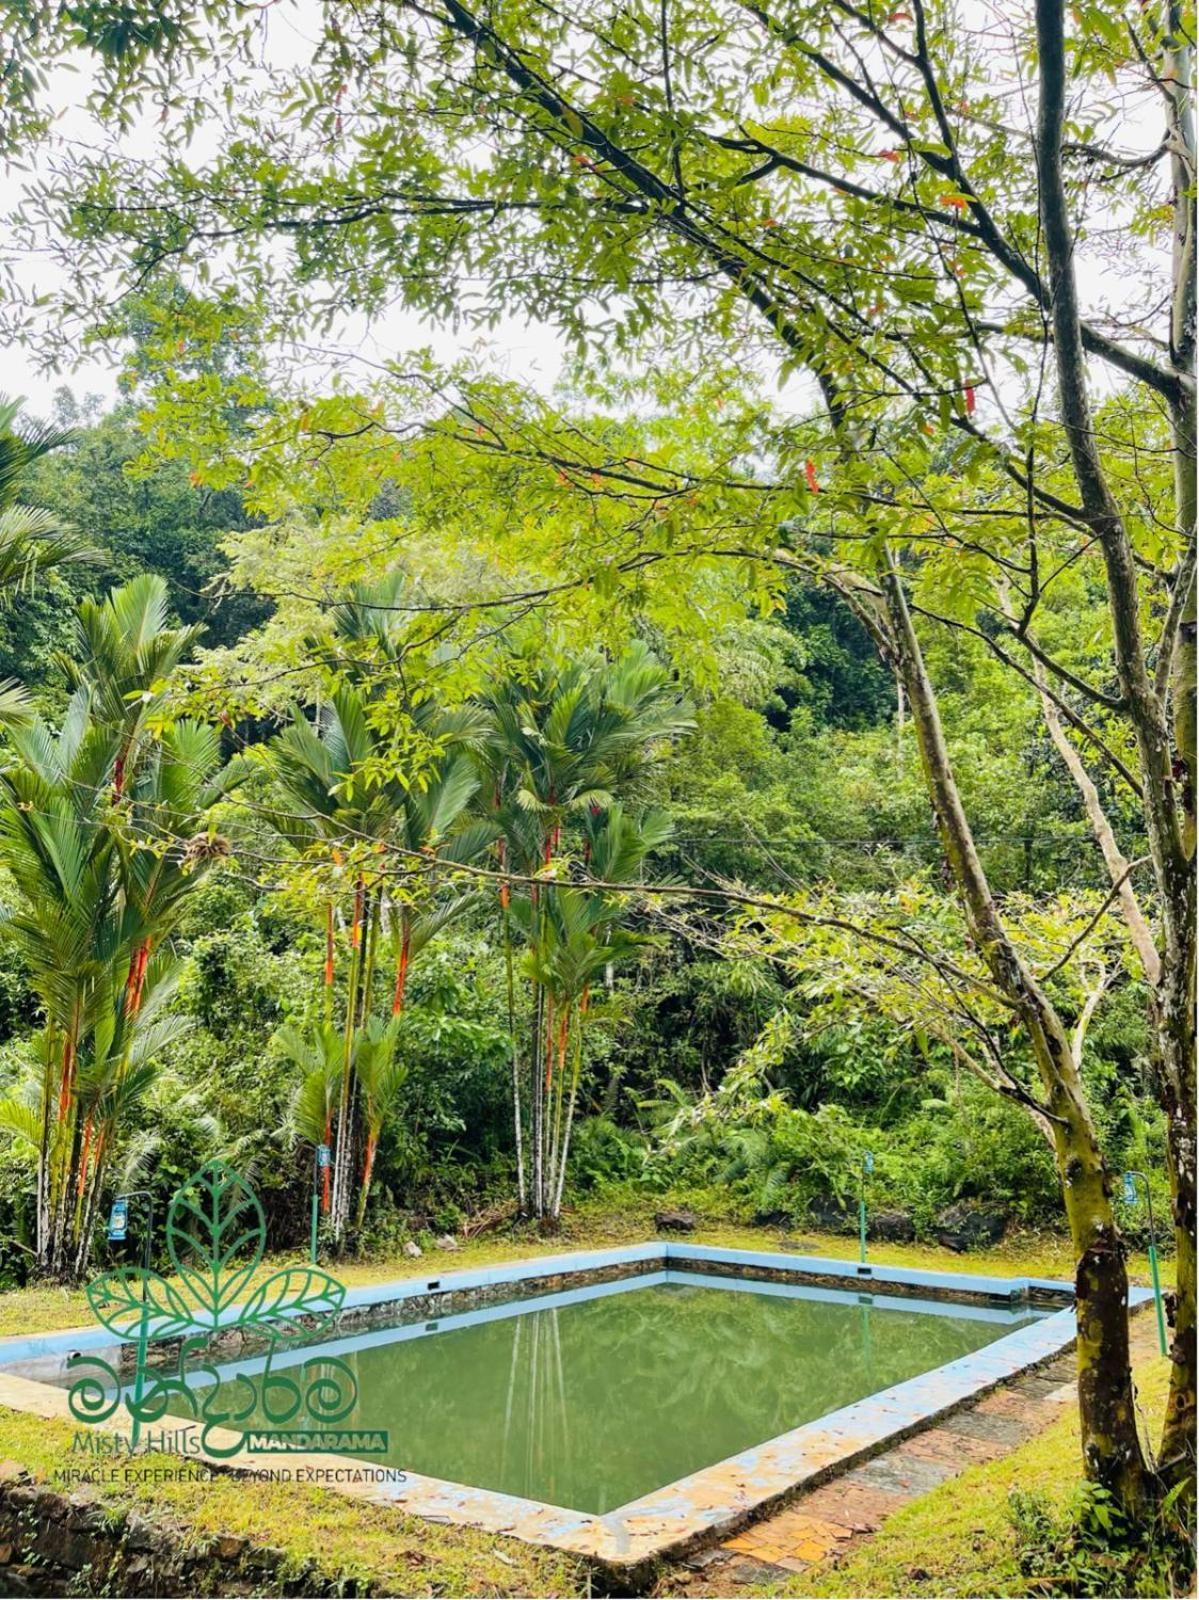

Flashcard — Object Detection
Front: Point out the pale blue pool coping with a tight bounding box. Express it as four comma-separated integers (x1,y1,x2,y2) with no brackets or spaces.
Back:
0,1239,1078,1366
120,1268,1051,1395
0,1242,1152,1570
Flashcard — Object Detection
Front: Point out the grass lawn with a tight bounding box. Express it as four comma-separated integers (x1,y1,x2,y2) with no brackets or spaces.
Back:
0,1208,1177,1597
0,1405,585,1596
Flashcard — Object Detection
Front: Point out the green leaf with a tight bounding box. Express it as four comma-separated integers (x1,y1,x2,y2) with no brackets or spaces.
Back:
240,1267,347,1341
85,1267,196,1341
166,1160,265,1326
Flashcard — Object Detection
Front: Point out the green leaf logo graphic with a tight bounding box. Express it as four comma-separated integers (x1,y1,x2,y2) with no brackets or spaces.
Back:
166,1160,265,1327
241,1267,346,1341
86,1267,195,1341
73,1162,358,1452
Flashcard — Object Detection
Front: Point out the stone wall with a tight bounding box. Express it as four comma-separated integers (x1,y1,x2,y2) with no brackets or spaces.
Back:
0,1467,357,1597
668,1254,1071,1309
165,1254,670,1369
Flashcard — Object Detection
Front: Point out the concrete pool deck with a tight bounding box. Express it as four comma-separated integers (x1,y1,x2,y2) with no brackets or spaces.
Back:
0,1242,1149,1580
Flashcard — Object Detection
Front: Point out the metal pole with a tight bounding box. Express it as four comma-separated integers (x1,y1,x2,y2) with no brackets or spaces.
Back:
859,1152,872,1265
1147,1239,1167,1357
1141,1178,1168,1358
311,1146,319,1267
132,1192,153,1449
1124,1170,1168,1357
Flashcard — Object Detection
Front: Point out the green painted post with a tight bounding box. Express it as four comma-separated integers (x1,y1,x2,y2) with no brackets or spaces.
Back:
109,1191,153,1449
859,1151,873,1265
132,1281,149,1449
311,1154,319,1267
1123,1170,1167,1357
1147,1241,1167,1357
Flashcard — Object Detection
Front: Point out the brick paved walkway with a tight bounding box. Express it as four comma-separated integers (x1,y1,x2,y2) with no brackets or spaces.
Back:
664,1308,1160,1594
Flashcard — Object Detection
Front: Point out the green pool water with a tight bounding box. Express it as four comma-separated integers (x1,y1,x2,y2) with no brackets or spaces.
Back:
192,1275,1044,1514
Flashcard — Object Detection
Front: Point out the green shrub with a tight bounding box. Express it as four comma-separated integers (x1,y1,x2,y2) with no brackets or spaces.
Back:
568,1115,646,1189
1009,1481,1195,1598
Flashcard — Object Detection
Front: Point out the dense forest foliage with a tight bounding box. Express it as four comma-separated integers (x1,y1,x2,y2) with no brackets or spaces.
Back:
0,390,1166,1285
0,0,1193,1519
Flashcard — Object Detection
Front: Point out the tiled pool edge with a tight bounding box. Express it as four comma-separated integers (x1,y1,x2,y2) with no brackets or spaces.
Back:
0,1240,1071,1371
0,1245,1149,1581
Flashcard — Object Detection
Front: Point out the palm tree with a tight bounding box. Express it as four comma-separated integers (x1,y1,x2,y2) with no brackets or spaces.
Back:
0,688,124,1270
0,577,238,1278
352,1017,406,1227
67,953,192,1277
265,654,493,1246
60,573,204,796
510,805,672,1219
480,643,692,1219
277,1019,342,1216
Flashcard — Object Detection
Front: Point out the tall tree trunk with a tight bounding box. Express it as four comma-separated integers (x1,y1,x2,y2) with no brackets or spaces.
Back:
331,877,365,1243
501,888,526,1215
1036,0,1196,1489
324,900,335,1024
50,1105,83,1280
1160,1043,1197,1477
35,1035,52,1272
73,1130,107,1281
357,1130,378,1229
882,557,1148,1507
1159,0,1196,1450
391,917,411,1015
552,998,586,1219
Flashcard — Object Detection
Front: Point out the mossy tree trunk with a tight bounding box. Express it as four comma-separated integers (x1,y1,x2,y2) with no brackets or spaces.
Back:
878,557,1148,1507
1034,0,1196,1493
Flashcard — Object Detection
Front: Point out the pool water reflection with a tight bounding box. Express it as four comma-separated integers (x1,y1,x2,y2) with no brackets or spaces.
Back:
189,1271,1046,1514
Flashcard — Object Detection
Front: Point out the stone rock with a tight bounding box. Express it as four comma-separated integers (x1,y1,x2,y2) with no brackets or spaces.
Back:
934,1203,1007,1251
870,1208,916,1243
123,1513,156,1552
653,1208,697,1232
433,1234,461,1252
806,1194,855,1234
403,1240,423,1259
215,1533,247,1561
0,1460,27,1485
34,1522,92,1570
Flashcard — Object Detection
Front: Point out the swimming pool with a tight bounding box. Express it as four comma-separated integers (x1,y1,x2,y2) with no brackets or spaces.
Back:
0,1242,1105,1574
186,1269,1049,1515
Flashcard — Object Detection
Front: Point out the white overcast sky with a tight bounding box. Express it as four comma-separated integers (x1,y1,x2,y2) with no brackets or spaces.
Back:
0,1,1163,419
1,2,577,418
